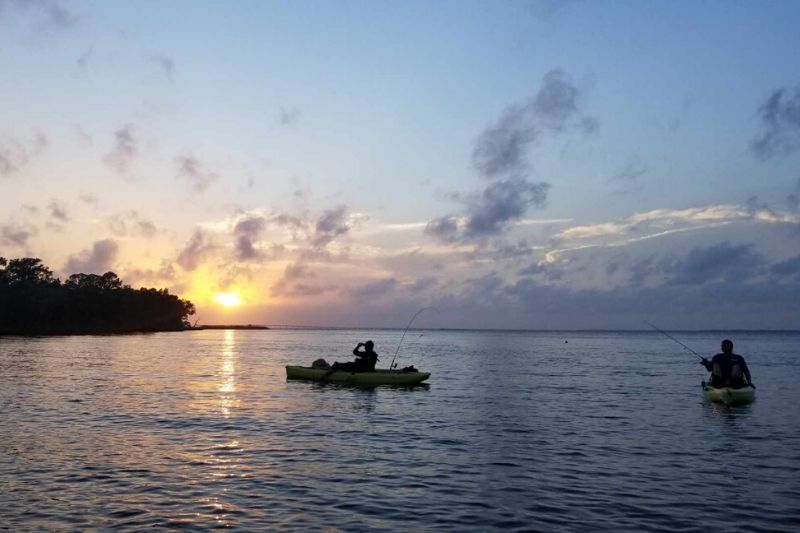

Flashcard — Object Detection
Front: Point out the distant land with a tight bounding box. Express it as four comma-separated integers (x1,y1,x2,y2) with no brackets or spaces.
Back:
190,325,269,330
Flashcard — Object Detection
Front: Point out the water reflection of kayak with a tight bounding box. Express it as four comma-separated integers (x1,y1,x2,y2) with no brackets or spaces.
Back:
286,366,431,386
701,381,755,406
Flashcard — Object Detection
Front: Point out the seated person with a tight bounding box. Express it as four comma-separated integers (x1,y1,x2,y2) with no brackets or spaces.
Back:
701,339,753,388
328,341,379,374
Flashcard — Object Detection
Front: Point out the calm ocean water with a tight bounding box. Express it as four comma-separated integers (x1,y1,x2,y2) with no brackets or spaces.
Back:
1,329,799,531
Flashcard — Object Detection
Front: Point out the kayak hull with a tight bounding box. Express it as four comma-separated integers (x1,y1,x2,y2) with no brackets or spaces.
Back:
702,383,755,406
286,366,430,386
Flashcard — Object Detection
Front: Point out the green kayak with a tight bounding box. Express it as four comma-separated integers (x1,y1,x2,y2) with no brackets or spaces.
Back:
702,382,755,406
286,365,430,386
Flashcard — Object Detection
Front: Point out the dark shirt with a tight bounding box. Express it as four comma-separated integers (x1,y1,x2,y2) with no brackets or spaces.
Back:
703,352,750,387
352,346,378,371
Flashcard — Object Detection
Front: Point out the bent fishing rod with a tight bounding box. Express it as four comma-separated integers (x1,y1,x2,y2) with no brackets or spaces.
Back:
644,320,705,361
389,306,438,370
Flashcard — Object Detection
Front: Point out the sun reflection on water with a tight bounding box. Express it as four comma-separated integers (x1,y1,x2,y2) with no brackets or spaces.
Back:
219,329,239,416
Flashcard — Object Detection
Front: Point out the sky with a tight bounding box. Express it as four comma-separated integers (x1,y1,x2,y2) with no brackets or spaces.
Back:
1,0,800,329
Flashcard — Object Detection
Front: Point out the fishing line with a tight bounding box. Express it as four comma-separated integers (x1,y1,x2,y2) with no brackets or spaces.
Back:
389,306,438,370
644,320,704,360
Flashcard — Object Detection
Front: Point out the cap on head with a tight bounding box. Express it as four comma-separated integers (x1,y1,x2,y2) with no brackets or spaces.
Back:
721,339,733,351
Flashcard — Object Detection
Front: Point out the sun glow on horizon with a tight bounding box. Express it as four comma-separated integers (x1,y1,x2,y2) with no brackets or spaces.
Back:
214,292,243,308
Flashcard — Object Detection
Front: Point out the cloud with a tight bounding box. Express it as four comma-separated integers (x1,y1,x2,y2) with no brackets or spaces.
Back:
270,262,336,297
3,0,79,32
424,215,460,243
106,211,157,238
312,205,351,248
788,177,800,213
350,277,398,298
750,85,800,159
147,52,175,80
666,241,764,286
123,260,177,288
64,239,119,274
0,132,47,177
278,107,300,126
233,215,266,261
176,156,218,192
464,177,550,238
48,200,69,222
1,223,36,247
104,125,137,173
79,194,98,207
472,69,596,178
176,229,214,271
770,255,800,281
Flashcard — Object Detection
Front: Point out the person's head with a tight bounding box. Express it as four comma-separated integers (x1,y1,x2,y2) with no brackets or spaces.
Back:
365,340,374,350
721,339,733,353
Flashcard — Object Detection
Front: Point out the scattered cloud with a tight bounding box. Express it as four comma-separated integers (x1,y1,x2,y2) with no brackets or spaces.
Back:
350,277,398,299
64,238,119,274
0,132,47,177
3,0,79,33
312,205,351,248
233,215,266,261
270,262,336,297
425,215,460,243
750,84,800,159
176,229,215,271
770,255,800,281
47,200,69,223
787,177,800,213
147,52,175,80
472,69,596,178
79,194,98,207
1,223,36,247
104,125,137,174
176,156,218,192
75,47,92,73
106,211,157,238
278,107,300,126
464,177,550,238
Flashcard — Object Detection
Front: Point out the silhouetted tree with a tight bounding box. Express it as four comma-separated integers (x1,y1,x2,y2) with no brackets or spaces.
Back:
0,257,195,335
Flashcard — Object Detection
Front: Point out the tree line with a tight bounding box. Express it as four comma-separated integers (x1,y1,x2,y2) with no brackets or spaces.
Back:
0,257,195,335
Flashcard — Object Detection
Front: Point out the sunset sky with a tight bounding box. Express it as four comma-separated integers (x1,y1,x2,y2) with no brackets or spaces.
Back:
2,0,799,329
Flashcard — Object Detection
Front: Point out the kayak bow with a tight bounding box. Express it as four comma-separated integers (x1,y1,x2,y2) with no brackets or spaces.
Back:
702,382,755,406
286,366,430,386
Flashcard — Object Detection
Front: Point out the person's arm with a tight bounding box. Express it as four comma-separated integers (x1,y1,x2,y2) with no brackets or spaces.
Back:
353,342,364,357
701,356,714,371
741,358,754,387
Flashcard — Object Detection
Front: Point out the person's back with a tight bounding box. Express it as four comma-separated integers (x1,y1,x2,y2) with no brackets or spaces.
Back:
702,339,752,388
353,340,378,371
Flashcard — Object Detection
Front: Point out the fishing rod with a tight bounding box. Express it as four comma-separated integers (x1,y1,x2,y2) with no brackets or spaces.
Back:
644,320,705,361
389,306,438,370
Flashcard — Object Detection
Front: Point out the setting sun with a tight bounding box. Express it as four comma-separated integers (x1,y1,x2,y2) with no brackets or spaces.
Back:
214,292,243,308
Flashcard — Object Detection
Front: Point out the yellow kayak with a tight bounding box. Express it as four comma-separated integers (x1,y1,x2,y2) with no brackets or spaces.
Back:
702,382,755,405
286,366,430,386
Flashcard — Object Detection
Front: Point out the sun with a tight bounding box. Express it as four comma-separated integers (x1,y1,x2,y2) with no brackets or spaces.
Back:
213,292,242,308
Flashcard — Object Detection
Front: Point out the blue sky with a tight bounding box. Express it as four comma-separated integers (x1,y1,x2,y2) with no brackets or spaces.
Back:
1,0,799,328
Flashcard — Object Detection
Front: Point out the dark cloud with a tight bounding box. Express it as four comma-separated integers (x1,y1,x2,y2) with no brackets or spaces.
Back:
350,278,398,299
48,201,69,222
464,177,550,238
770,255,800,281
64,239,119,274
472,69,596,178
750,85,800,159
176,229,214,271
233,215,266,261
1,223,36,247
104,125,136,173
278,107,300,126
788,178,800,212
611,161,648,193
312,205,350,248
424,215,459,242
76,47,92,73
106,211,157,238
0,132,46,177
176,156,218,192
123,260,177,289
667,241,764,285
408,276,438,292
